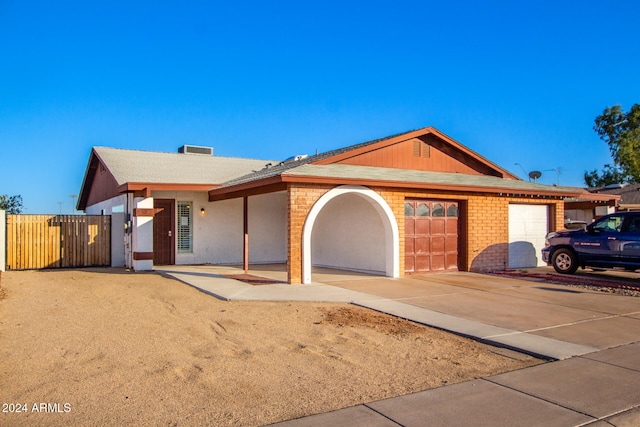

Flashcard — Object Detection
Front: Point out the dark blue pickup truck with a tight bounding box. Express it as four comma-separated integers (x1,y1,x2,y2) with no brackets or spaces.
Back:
542,212,640,274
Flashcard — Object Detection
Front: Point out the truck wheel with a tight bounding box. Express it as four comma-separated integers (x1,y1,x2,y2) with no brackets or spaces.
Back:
552,248,578,274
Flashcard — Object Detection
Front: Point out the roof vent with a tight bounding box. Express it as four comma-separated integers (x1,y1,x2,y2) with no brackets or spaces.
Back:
178,145,214,156
284,154,308,162
603,183,626,190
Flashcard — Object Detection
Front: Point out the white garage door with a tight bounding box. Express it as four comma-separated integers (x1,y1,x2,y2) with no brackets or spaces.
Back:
508,204,548,268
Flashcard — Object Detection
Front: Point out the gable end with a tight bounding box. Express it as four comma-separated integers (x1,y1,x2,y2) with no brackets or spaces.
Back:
418,133,503,177
78,150,121,211
313,128,513,178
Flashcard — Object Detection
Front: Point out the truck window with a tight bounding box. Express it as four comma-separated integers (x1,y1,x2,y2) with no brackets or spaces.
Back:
592,215,624,233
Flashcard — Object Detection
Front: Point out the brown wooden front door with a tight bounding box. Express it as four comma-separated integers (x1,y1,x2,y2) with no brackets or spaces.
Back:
153,199,175,265
405,200,459,273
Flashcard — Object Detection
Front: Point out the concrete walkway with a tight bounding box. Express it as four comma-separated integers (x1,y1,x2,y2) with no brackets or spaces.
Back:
155,265,640,426
272,343,640,426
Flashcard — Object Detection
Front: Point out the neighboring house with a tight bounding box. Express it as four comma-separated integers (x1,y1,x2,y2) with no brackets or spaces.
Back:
589,183,640,212
78,126,590,284
564,184,630,225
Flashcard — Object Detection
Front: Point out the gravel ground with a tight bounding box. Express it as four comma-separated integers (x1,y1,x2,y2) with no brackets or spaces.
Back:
493,269,640,297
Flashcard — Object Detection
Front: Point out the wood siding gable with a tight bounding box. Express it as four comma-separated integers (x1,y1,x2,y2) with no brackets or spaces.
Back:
78,150,121,210
86,158,121,207
313,127,515,178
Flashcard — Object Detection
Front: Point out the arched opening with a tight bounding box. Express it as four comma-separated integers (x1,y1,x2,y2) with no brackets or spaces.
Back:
302,185,399,284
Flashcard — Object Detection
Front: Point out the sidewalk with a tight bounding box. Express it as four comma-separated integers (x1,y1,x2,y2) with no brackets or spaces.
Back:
271,343,640,426
156,265,640,426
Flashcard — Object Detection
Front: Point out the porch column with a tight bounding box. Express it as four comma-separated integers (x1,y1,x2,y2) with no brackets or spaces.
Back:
243,196,249,274
286,185,308,284
132,196,154,271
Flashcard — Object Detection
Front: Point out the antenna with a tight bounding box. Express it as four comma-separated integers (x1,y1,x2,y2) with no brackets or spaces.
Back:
69,194,78,214
544,167,563,185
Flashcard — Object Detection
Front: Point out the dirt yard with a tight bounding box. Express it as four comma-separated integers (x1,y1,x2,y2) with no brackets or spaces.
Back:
0,269,541,426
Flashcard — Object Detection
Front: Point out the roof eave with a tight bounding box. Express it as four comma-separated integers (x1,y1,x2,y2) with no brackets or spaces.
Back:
619,203,640,210
119,183,221,198
207,173,581,200
565,192,621,203
208,176,286,201
281,174,580,198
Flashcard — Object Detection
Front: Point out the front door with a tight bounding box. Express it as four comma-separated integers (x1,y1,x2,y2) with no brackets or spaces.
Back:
405,200,459,273
153,199,175,265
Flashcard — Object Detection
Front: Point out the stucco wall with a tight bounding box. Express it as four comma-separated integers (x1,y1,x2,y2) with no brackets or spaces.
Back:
198,197,243,264
153,191,287,266
84,195,126,267
152,191,231,265
132,197,154,270
248,192,287,264
311,193,386,273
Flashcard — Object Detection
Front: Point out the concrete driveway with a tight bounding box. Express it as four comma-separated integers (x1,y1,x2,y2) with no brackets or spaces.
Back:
323,270,640,358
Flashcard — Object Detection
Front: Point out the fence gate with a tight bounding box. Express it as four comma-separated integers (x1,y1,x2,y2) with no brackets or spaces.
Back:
6,215,111,270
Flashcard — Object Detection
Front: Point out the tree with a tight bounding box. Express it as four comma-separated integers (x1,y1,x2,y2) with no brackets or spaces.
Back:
584,164,627,188
0,194,24,214
586,104,640,186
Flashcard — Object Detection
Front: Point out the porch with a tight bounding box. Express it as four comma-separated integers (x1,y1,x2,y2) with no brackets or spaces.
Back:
153,263,378,302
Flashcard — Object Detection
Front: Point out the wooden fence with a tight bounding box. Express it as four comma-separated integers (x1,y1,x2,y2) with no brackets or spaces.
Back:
6,215,111,270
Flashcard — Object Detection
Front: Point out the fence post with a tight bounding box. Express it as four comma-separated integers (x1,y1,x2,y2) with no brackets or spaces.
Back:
0,210,5,271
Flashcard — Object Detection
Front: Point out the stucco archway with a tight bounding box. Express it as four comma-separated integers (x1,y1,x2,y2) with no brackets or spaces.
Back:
302,185,400,284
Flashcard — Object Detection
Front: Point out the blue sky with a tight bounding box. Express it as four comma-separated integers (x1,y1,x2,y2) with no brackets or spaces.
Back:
1,1,638,214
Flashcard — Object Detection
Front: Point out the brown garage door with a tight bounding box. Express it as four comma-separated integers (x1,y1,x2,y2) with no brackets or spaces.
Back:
405,200,459,273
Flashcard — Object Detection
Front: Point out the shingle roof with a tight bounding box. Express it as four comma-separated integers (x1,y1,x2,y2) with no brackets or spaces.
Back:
93,146,275,185
213,127,579,196
590,184,640,206
283,164,583,195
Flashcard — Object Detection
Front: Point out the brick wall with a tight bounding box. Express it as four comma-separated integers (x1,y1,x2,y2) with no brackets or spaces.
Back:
372,187,406,278
285,182,565,282
287,183,332,284
466,195,510,271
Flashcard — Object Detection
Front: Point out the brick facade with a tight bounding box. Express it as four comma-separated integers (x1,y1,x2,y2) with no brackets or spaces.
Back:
286,183,565,284
287,183,332,284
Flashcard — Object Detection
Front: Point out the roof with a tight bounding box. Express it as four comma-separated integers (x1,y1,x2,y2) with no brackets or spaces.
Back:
218,127,518,190
589,184,640,208
78,147,274,210
92,146,273,185
80,126,585,209
285,164,582,194
209,163,584,200
208,127,583,200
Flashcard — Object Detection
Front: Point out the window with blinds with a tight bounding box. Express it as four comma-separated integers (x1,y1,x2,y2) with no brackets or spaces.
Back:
177,201,193,253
